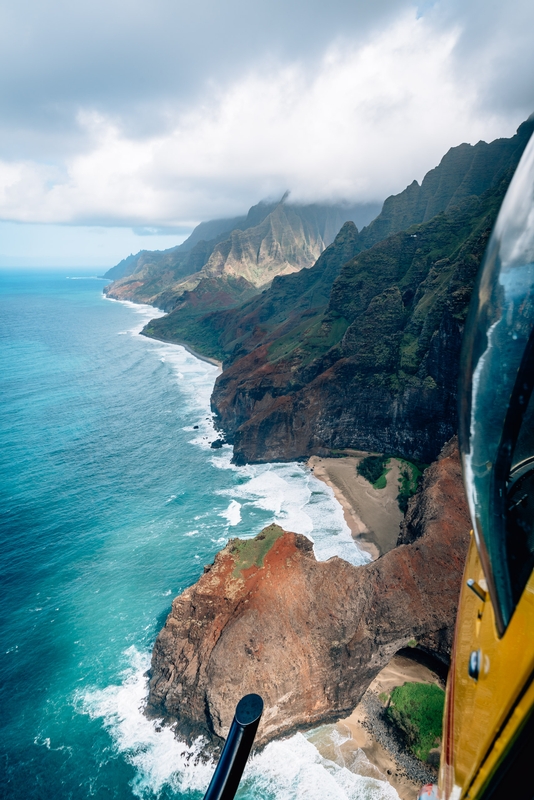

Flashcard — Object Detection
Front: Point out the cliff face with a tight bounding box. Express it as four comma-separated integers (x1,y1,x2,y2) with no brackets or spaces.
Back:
104,199,380,309
129,120,534,464
103,213,249,283
147,439,470,749
213,176,510,464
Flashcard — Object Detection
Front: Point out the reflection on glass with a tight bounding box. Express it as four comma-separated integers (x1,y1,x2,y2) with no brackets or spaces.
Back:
459,132,534,633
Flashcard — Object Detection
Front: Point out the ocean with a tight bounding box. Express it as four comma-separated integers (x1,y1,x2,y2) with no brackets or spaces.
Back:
0,270,398,800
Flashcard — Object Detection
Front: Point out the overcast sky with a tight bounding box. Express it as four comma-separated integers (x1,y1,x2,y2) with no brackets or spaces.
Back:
1,0,533,266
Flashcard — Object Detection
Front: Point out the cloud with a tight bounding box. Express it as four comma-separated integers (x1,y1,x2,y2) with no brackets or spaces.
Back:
0,1,532,229
429,0,534,118
0,0,407,156
0,11,520,227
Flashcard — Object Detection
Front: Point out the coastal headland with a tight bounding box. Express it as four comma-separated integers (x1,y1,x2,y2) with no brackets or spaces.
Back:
147,438,469,765
142,329,223,369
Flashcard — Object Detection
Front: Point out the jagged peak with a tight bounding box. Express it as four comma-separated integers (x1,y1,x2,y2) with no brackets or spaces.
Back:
517,113,534,136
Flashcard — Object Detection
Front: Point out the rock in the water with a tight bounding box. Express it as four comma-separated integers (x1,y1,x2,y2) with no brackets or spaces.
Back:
146,439,469,749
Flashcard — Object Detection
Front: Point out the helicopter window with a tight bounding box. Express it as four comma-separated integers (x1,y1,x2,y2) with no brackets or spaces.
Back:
506,356,534,607
460,134,534,633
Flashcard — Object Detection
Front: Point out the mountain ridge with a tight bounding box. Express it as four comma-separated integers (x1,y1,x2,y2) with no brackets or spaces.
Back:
143,118,534,372
215,174,514,465
103,198,381,310
138,118,534,465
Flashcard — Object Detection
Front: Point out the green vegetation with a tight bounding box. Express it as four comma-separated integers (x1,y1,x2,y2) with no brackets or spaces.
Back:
144,153,522,413
385,682,445,762
357,455,390,487
143,313,228,363
230,524,284,578
356,454,427,505
396,459,425,513
373,469,390,490
274,315,348,367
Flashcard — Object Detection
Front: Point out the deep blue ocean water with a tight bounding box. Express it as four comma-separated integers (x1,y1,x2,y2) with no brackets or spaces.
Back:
0,271,397,800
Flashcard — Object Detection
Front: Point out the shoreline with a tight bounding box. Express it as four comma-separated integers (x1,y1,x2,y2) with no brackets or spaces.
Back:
309,653,443,800
308,454,404,560
142,331,223,370
103,289,224,370
104,288,430,800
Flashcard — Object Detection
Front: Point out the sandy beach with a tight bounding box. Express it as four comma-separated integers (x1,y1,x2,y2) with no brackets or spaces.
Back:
309,653,444,800
308,454,404,559
305,457,442,798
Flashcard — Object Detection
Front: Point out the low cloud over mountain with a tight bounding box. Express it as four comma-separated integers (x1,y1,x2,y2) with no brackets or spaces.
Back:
0,0,532,233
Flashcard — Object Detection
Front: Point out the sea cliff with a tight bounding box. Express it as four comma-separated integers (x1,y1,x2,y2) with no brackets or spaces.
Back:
126,119,534,465
146,438,469,750
210,173,517,465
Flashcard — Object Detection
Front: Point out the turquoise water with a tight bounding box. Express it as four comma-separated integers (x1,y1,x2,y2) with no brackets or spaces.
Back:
0,271,397,800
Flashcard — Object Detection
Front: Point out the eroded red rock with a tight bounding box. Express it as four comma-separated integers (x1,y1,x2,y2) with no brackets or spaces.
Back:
147,438,470,748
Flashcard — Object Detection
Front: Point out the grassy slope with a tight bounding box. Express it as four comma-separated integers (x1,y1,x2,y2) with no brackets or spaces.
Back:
385,682,445,762
230,524,285,578
265,176,510,397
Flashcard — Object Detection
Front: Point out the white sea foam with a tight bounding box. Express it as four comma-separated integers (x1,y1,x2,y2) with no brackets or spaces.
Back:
78,648,399,800
215,461,370,566
77,647,215,799
104,296,167,336
220,499,242,526
149,340,219,437
243,733,400,800
210,447,241,470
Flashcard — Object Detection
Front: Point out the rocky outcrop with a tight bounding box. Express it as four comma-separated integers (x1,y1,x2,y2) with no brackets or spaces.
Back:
146,439,470,749
397,436,462,546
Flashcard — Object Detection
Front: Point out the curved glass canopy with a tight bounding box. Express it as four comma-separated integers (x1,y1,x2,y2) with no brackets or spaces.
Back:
459,132,534,635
